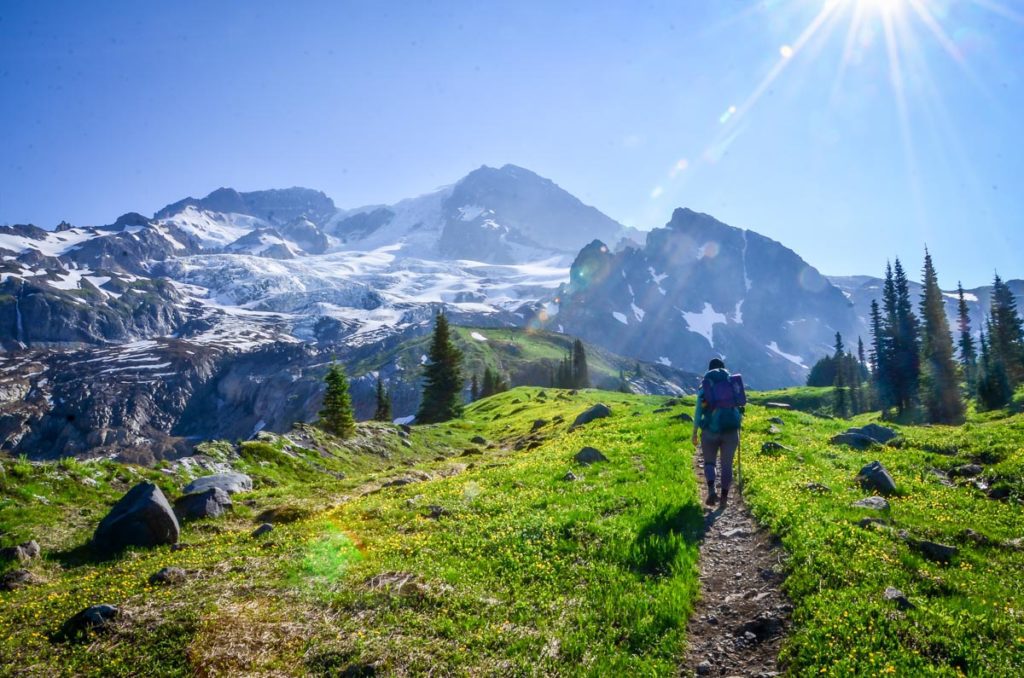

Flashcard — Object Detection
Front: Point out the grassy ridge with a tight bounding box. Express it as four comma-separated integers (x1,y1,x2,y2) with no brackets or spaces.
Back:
740,406,1024,676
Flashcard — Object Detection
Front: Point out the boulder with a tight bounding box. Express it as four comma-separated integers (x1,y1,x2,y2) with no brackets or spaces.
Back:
675,412,694,423
883,587,914,610
470,436,487,445
858,461,897,496
252,523,274,538
803,482,831,493
833,425,898,449
61,604,120,639
1,569,45,591
852,496,890,511
0,540,40,563
830,432,879,449
182,472,252,496
574,447,609,465
914,540,958,564
148,567,187,586
399,424,412,434
768,417,785,425
92,482,180,557
563,471,579,482
761,441,791,455
949,464,983,479
173,488,232,522
569,403,611,430
531,419,549,432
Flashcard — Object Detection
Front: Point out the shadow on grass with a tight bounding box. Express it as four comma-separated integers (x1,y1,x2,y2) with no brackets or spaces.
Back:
628,503,705,577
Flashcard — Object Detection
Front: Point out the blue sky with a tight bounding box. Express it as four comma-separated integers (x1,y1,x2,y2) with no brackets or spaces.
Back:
1,0,1021,286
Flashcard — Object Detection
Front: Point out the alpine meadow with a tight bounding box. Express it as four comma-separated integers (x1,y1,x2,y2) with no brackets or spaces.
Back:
2,1,1023,676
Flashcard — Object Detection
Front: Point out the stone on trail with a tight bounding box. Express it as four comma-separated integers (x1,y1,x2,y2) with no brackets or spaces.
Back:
696,660,712,676
883,587,914,610
0,539,40,563
852,496,890,511
857,461,897,495
569,403,611,430
149,567,187,586
173,487,232,522
573,447,609,465
92,482,180,557
182,472,253,496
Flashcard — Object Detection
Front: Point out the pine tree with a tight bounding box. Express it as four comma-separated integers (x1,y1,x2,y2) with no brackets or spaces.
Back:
833,332,849,418
977,324,1013,410
989,274,1024,386
319,363,355,437
956,282,977,391
416,312,464,423
572,339,590,389
470,373,480,402
373,374,392,422
857,336,873,411
618,368,631,393
918,250,965,423
890,258,921,415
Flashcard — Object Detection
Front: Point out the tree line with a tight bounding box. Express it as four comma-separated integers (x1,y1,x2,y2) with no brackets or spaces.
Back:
809,250,1024,423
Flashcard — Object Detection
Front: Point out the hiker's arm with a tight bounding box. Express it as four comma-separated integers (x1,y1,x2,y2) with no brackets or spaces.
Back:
691,392,702,445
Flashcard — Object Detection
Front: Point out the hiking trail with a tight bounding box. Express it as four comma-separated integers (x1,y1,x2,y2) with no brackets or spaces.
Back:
683,449,792,677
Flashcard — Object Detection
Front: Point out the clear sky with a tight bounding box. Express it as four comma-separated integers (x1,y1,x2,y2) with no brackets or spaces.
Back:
1,0,1021,286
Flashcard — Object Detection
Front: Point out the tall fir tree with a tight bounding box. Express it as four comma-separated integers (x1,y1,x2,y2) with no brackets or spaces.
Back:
373,374,393,422
918,250,965,423
319,363,355,437
470,373,480,402
416,312,464,423
572,339,590,389
977,323,1013,410
989,274,1024,386
890,258,922,414
833,332,849,418
956,282,978,391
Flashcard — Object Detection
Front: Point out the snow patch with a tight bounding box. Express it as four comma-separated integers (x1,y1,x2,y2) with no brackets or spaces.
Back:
612,311,628,325
682,303,728,346
631,302,645,322
470,331,488,341
658,356,672,366
766,341,808,369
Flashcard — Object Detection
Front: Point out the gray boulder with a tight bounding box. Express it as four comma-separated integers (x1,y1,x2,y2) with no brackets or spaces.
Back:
914,540,958,564
182,472,253,496
149,567,187,586
761,441,791,455
570,403,611,430
61,604,120,639
858,461,897,496
852,496,890,511
574,447,609,465
833,424,898,449
173,487,232,522
0,539,40,563
858,424,898,445
883,587,914,610
252,523,274,538
831,432,878,449
949,464,983,479
1,569,44,591
531,419,549,432
92,482,180,557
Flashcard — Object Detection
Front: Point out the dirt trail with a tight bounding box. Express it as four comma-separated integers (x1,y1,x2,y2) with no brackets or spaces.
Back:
683,450,792,677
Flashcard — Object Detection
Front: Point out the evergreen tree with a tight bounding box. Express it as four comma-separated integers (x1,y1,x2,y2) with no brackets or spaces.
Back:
891,258,921,414
977,324,1013,410
956,282,978,391
807,355,838,387
470,373,480,402
989,274,1024,386
319,362,355,437
918,251,965,423
833,332,849,418
373,374,392,422
416,312,464,423
572,339,590,389
856,336,873,411
617,368,631,393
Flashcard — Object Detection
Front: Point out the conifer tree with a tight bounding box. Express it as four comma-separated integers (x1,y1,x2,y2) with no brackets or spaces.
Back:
977,324,1013,409
918,250,965,423
416,312,464,423
319,363,355,437
470,373,480,402
891,258,921,414
989,274,1024,386
572,339,590,389
618,368,631,393
833,332,849,418
373,374,392,422
956,282,977,391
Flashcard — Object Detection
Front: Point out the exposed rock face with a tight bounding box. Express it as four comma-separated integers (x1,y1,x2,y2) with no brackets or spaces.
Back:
555,208,861,389
92,482,180,556
173,487,232,521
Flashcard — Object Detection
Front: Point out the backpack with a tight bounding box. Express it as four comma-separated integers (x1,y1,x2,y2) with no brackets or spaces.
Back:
701,368,746,433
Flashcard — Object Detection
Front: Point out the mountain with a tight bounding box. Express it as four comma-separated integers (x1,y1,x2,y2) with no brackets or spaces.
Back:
554,208,860,389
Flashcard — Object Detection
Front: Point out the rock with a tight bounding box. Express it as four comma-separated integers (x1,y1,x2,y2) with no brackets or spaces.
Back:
148,566,187,586
531,419,549,432
563,471,579,482
173,487,232,522
401,439,413,448
425,505,448,520
858,423,899,444
883,587,914,610
833,424,898,448
760,441,790,455
737,612,783,640
768,425,782,435
399,424,413,433
0,539,40,563
675,412,694,423
569,403,611,430
803,482,831,493
1002,537,1024,551
949,464,983,478
857,517,888,529
852,496,890,511
61,604,120,639
831,432,880,449
857,461,897,495
574,446,609,465
92,482,180,557
768,417,785,425
653,406,672,414
914,540,958,564
929,468,955,487
255,506,310,524
959,529,996,546
470,435,487,445
1,569,44,591
182,472,253,496
460,448,483,457
696,660,712,675
988,486,1011,500
251,523,274,538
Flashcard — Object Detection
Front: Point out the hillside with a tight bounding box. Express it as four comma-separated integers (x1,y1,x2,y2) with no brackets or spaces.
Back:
2,389,1022,675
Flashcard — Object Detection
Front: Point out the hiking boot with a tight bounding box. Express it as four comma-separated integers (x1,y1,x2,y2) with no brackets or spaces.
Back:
705,492,719,507
719,487,729,506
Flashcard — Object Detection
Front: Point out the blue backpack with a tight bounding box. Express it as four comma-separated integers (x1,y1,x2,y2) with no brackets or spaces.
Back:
701,368,746,433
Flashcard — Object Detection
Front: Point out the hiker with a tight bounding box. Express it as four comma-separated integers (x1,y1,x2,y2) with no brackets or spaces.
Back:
691,358,746,506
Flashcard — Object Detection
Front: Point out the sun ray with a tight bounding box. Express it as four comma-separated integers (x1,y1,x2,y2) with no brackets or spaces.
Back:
968,0,1024,25
830,0,868,106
